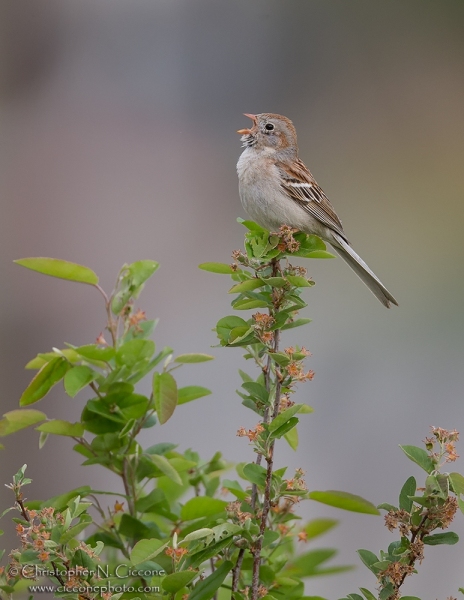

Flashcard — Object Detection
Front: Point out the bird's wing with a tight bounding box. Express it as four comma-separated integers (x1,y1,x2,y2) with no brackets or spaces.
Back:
277,158,347,241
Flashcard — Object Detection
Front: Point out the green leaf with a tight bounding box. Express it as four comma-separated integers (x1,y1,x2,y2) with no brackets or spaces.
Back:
221,479,248,500
14,257,99,285
423,532,459,545
199,262,237,274
188,560,233,600
309,491,380,515
228,326,256,346
128,260,159,287
186,538,231,569
170,457,197,473
261,276,287,288
116,339,155,367
20,357,71,406
242,463,267,487
377,503,398,512
26,348,80,370
153,372,178,424
269,352,291,367
262,530,280,548
0,410,46,436
150,454,182,485
182,528,214,543
305,250,335,259
359,588,377,600
181,497,227,521
119,514,162,542
178,386,212,405
285,426,299,450
59,515,93,544
36,420,84,437
458,497,464,515
281,318,312,331
237,219,268,232
425,473,448,498
71,548,96,572
233,299,269,310
400,445,435,473
378,584,395,600
216,316,248,342
287,548,339,577
286,275,313,287
242,382,269,403
110,261,160,314
357,550,380,573
163,571,197,593
269,404,313,431
290,234,325,254
64,366,97,397
449,472,464,496
130,538,168,565
270,417,299,439
74,345,115,361
303,518,338,540
399,476,416,512
174,353,215,363
229,279,265,293
238,369,253,383
135,487,168,512
42,486,92,510
118,394,149,420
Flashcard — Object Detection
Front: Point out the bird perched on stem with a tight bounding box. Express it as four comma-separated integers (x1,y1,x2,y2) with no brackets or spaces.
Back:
236,113,398,308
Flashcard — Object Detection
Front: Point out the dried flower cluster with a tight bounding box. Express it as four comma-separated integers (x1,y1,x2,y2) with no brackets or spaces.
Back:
424,426,459,465
274,225,300,253
284,468,307,492
165,547,188,562
237,423,265,442
376,428,461,600
227,500,253,524
8,506,99,595
11,507,57,564
252,312,275,344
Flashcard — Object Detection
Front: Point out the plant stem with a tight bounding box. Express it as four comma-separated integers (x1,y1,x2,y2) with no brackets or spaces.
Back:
250,257,282,600
95,283,118,347
231,548,245,592
393,512,430,595
122,459,136,517
232,257,284,597
251,376,281,600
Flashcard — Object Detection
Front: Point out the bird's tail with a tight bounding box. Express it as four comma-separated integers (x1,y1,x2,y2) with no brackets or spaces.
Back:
331,234,398,308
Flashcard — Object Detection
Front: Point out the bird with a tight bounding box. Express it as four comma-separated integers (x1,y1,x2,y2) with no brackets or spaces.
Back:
236,113,398,308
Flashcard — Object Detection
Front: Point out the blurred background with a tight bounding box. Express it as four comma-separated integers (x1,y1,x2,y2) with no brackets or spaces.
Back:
1,0,464,597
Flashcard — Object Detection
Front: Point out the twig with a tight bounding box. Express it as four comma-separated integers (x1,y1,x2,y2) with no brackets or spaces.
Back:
231,548,245,592
233,257,282,594
122,459,136,517
250,257,282,600
95,283,118,347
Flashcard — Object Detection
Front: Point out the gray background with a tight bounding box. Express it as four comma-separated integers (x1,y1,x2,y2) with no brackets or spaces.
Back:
1,1,464,598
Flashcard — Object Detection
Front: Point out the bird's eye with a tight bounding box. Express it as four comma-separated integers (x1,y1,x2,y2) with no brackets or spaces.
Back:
264,123,274,131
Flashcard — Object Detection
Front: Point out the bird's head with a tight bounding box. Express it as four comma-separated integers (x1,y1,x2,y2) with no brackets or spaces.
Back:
237,113,298,155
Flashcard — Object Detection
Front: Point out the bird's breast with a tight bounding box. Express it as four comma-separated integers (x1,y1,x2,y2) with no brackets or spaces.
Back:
236,149,331,237
237,149,295,231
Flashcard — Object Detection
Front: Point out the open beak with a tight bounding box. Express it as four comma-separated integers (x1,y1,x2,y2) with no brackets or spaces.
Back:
237,113,257,135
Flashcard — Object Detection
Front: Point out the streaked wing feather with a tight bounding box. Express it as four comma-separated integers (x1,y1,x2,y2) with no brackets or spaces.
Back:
277,158,346,239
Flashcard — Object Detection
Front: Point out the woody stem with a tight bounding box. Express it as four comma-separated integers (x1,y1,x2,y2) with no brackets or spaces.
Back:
251,257,282,600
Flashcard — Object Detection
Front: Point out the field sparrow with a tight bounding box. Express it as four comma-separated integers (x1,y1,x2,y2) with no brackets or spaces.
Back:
236,113,398,308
